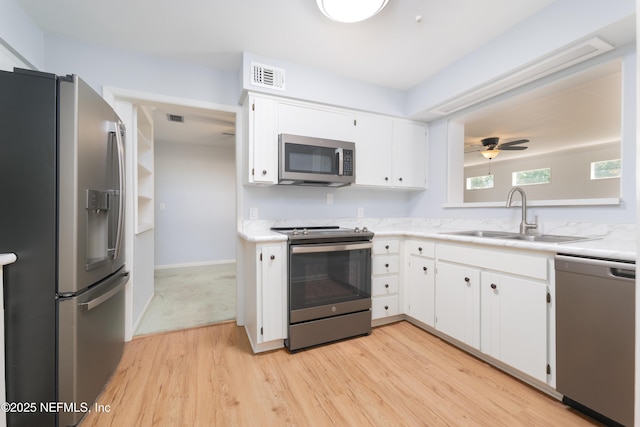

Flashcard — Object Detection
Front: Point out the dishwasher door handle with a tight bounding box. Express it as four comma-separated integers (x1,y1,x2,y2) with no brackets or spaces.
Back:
555,254,635,280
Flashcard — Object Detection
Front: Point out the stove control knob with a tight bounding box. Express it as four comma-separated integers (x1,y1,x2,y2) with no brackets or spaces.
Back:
362,227,368,232
354,227,361,233
302,228,308,235
292,228,299,235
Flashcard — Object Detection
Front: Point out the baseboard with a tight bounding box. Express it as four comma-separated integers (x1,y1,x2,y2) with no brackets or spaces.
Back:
154,259,236,270
132,291,155,335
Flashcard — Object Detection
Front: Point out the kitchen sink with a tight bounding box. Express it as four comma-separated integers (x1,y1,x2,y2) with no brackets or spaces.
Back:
440,230,595,244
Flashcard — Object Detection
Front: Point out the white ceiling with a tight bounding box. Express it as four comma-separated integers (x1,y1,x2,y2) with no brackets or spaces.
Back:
15,0,555,91
15,0,618,148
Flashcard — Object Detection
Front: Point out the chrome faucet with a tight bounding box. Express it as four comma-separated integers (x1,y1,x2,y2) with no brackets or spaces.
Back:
506,187,538,234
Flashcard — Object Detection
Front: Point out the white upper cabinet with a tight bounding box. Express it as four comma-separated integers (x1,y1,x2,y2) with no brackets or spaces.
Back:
354,114,393,187
355,115,427,189
245,95,279,184
278,103,355,141
243,92,427,190
392,121,427,189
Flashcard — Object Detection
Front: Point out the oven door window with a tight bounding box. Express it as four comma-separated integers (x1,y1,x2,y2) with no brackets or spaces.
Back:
290,246,371,311
285,143,337,175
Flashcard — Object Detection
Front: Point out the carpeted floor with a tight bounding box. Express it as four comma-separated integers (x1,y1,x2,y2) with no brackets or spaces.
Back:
134,263,236,336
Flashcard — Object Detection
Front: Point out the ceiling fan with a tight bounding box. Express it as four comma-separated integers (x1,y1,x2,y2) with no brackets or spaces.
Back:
467,137,529,159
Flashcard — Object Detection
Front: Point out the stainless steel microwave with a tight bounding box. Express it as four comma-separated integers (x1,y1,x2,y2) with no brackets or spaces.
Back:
278,133,355,187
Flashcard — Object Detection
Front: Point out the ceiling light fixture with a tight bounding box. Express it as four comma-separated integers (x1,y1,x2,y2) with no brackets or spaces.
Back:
316,0,390,23
481,149,500,159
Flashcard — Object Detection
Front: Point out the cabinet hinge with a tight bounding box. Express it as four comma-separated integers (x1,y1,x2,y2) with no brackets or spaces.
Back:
546,292,551,303
546,364,551,375
252,103,255,111
260,327,263,335
260,253,263,261
251,168,255,176
353,119,357,126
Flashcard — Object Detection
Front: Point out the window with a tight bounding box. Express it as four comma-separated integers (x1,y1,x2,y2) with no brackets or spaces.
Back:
591,159,621,180
466,175,494,190
512,168,551,186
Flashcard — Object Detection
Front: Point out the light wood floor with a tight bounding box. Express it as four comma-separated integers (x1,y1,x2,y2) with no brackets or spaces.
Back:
80,321,600,427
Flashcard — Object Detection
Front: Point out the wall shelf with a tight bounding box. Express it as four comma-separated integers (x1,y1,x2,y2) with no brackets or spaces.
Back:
134,105,154,234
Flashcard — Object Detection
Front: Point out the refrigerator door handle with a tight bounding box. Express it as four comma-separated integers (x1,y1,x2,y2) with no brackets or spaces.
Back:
112,122,126,260
79,271,128,311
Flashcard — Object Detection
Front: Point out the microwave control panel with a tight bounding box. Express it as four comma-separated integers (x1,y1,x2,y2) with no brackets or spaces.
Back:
343,149,354,176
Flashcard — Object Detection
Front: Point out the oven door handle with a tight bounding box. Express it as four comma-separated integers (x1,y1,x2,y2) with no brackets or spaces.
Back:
291,242,373,254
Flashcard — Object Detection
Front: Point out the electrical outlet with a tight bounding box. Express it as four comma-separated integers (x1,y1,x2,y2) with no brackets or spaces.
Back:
249,207,259,220
326,193,334,205
357,207,364,218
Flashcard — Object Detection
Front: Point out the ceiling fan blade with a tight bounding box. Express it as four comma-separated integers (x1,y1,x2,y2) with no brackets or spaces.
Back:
499,139,529,147
499,146,528,151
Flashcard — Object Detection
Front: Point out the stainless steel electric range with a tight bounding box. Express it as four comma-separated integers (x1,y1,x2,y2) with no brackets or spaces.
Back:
271,226,374,352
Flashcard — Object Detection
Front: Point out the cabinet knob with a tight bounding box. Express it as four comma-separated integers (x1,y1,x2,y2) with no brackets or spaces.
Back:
418,247,423,252
385,263,389,268
490,283,497,290
384,177,389,181
398,177,403,182
262,169,267,175
384,305,389,310
423,266,428,272
270,255,275,260
464,277,470,283
385,245,390,250
385,284,389,288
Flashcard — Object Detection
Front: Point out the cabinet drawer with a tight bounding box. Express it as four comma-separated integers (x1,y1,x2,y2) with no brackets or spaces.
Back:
372,255,399,275
373,239,400,255
406,239,435,258
372,275,399,296
372,295,399,319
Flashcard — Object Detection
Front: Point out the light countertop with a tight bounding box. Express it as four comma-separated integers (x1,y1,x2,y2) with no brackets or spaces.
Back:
238,218,636,262
0,253,16,267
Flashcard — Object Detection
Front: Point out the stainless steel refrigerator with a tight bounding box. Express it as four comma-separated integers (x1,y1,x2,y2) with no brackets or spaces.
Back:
0,69,129,427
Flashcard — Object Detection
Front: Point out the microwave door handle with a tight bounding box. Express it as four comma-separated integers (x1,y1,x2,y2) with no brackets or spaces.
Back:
336,148,344,176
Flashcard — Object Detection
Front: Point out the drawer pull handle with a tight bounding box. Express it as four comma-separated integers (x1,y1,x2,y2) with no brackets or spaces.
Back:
384,305,389,310
385,263,389,268
270,255,275,260
418,247,423,252
490,283,497,290
385,245,390,250
464,277,470,283
423,266,428,272
385,284,389,288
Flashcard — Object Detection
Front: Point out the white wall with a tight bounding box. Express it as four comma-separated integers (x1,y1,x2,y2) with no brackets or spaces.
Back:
155,140,236,267
464,144,621,203
43,34,239,107
0,0,44,70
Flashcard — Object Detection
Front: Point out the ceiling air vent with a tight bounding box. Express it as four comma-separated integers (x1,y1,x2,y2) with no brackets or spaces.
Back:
251,62,286,91
167,114,184,123
430,37,614,116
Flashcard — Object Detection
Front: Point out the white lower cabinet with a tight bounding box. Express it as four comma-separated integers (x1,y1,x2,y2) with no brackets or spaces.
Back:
242,241,287,352
371,238,400,321
480,271,548,382
434,261,481,349
404,240,436,327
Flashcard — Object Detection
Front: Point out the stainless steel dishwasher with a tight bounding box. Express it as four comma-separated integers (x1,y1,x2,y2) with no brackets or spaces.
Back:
555,254,635,427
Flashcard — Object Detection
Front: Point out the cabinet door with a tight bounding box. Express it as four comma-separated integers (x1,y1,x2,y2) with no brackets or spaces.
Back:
278,103,355,141
354,114,393,187
392,122,427,189
481,271,548,382
405,254,435,327
435,261,480,349
249,96,279,184
258,244,286,342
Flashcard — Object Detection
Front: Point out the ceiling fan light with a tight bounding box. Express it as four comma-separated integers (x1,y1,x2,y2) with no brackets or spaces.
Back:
316,0,390,23
481,149,500,159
